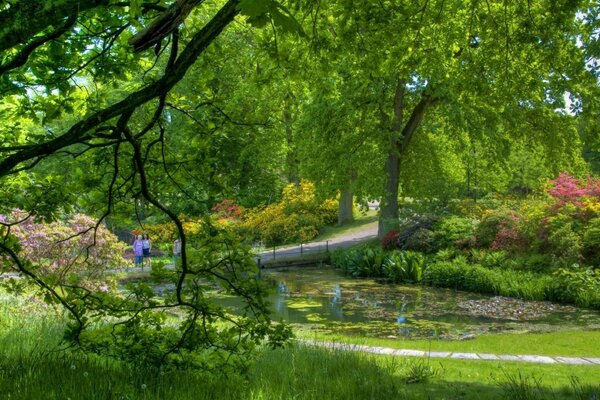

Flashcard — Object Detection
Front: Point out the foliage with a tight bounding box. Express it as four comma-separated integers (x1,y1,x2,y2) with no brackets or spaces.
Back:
381,230,400,250
404,360,440,385
139,216,205,244
423,257,554,300
330,245,384,278
392,213,439,253
211,199,245,220
582,218,600,265
241,180,337,246
1,210,127,288
550,266,600,308
382,251,426,284
435,216,477,249
475,208,523,249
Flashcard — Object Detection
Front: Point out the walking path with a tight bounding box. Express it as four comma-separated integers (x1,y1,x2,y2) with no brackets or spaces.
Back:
258,221,378,261
300,340,600,366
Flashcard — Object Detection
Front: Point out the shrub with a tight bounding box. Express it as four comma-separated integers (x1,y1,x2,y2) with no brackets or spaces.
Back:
469,249,508,269
435,216,477,249
549,265,600,308
2,210,127,288
381,230,400,250
241,180,338,246
382,251,426,283
404,227,436,253
331,245,383,278
423,256,469,289
582,218,600,265
396,214,439,253
142,216,205,244
211,199,244,220
475,208,527,251
318,198,339,225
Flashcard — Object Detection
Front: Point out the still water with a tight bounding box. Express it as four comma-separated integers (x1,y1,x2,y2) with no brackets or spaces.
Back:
225,266,600,340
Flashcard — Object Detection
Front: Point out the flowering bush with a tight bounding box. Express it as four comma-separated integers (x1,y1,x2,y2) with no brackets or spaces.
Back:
1,210,127,288
533,173,600,263
381,229,400,250
141,216,205,244
240,180,338,246
475,208,523,249
211,199,244,220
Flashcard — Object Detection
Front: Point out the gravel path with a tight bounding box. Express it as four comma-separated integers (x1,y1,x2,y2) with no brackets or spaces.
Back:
300,340,600,365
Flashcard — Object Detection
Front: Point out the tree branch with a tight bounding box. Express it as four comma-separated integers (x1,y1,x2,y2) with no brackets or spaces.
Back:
0,0,241,178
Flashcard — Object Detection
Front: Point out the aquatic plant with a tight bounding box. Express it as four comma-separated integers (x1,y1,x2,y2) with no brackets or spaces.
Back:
382,251,426,284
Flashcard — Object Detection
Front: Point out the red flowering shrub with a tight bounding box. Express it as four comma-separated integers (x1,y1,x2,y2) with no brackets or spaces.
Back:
381,229,400,250
211,199,244,220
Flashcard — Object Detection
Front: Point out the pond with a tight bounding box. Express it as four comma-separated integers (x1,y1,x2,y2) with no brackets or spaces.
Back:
219,266,600,340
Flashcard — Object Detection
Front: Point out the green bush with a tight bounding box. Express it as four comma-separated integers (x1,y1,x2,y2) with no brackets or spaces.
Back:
423,256,469,289
382,251,426,283
549,265,600,308
395,214,439,253
474,208,520,248
423,256,557,301
582,218,600,266
547,221,582,264
404,227,436,253
331,245,383,278
469,249,508,269
435,216,477,249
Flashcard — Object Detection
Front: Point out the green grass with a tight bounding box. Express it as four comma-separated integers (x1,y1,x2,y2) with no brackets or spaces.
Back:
1,328,599,400
314,209,378,242
295,329,600,358
2,285,600,400
260,251,330,268
1,303,599,400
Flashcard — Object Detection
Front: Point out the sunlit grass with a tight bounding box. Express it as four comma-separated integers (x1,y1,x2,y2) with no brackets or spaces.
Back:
314,209,378,242
294,329,600,358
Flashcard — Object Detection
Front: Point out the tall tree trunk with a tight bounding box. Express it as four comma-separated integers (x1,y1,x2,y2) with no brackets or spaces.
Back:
377,79,437,238
283,96,299,185
338,190,354,225
378,153,400,236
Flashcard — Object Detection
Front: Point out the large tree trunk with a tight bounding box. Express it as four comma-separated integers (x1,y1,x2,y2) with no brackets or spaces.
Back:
378,152,401,236
283,96,300,185
377,79,437,238
338,190,354,225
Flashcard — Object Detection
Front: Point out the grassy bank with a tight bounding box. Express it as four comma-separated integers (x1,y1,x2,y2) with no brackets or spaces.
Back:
295,329,600,358
1,315,599,400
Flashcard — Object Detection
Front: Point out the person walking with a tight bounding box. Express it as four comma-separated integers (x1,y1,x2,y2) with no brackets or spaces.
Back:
173,238,181,267
133,234,144,269
142,234,152,268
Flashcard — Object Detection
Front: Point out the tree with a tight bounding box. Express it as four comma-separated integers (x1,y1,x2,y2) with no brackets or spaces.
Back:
303,0,596,237
0,0,300,370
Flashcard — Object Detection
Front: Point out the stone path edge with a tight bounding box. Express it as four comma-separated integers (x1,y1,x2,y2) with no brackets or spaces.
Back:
298,340,600,366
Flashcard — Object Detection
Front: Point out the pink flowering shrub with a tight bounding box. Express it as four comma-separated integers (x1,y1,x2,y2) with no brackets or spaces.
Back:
534,173,600,263
1,210,128,286
547,172,600,219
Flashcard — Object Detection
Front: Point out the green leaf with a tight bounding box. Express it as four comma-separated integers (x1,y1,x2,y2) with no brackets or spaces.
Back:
238,0,274,18
129,0,142,18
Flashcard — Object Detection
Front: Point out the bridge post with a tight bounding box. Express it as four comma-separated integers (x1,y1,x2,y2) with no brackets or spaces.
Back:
301,243,303,255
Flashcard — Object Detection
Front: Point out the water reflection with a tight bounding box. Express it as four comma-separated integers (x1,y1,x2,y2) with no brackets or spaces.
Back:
137,266,600,340
256,266,600,340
